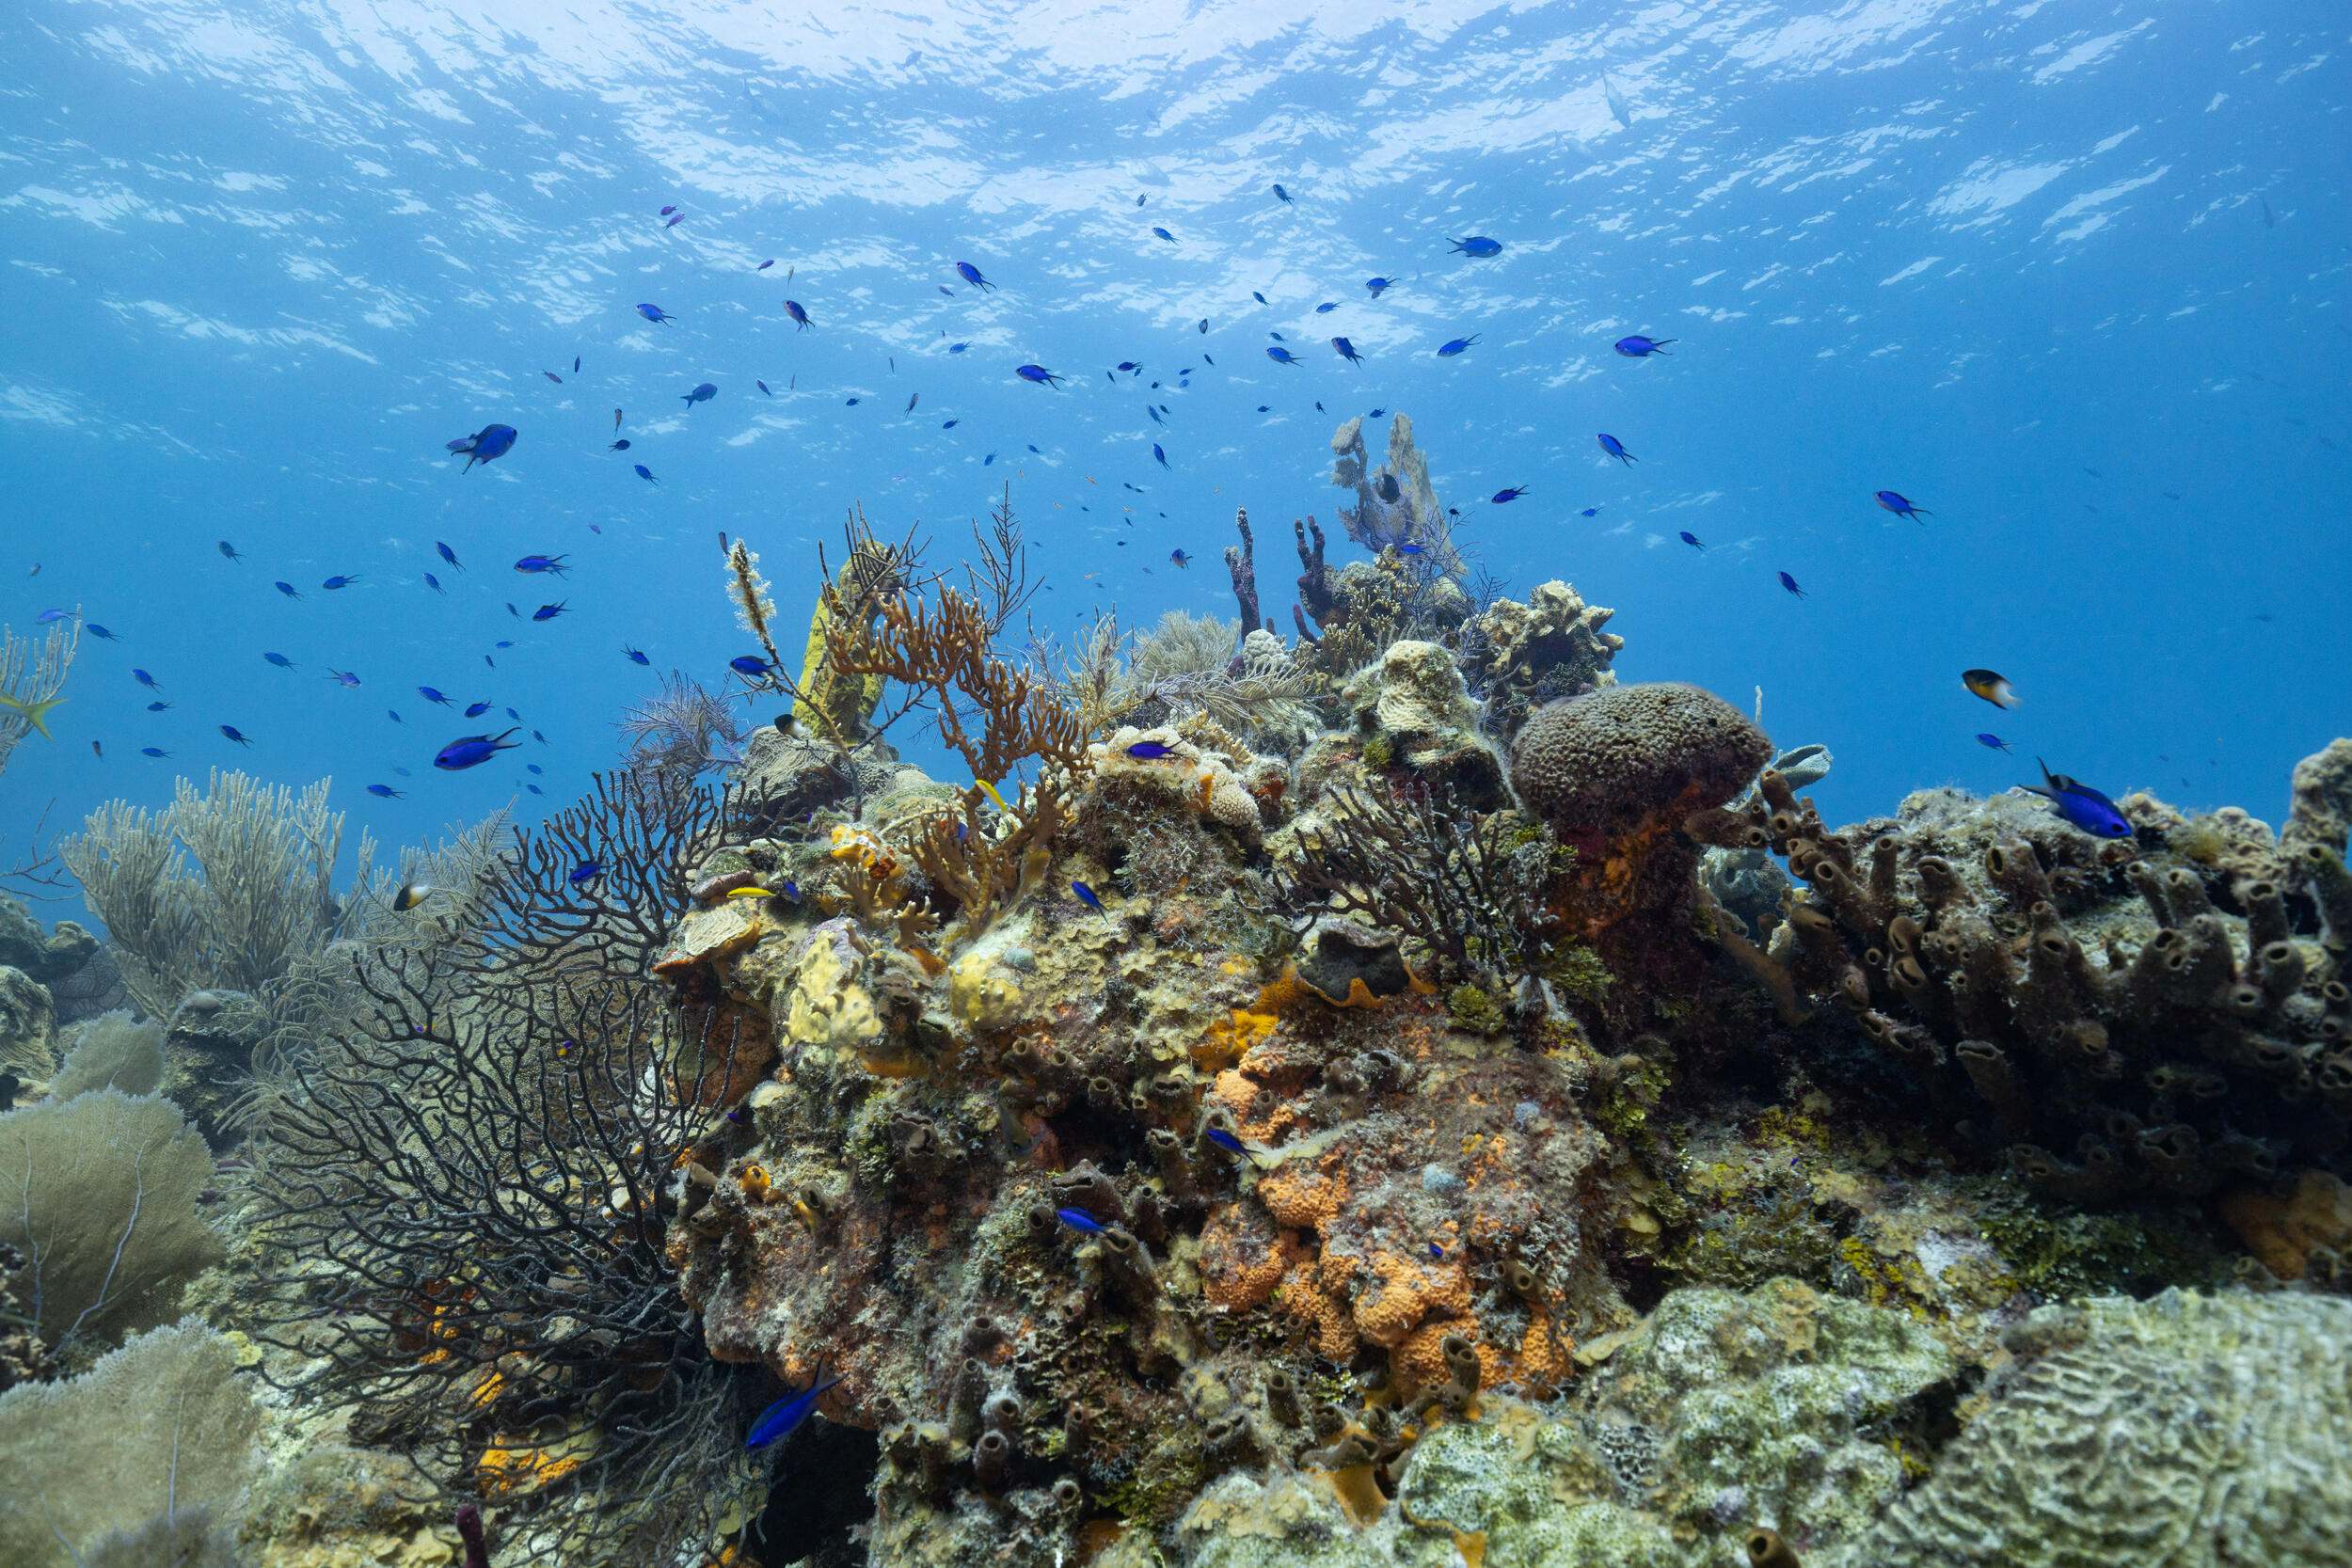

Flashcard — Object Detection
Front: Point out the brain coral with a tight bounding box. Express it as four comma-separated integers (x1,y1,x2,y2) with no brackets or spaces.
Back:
1864,1287,2352,1568
1511,684,1770,834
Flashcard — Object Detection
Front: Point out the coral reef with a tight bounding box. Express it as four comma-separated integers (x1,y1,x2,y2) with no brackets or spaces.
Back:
17,446,2350,1568
1698,751,2352,1200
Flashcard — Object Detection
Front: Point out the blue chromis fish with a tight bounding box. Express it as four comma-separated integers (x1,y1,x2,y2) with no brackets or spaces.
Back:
434,728,520,770
322,574,361,591
514,554,567,576
1778,571,1807,598
85,624,117,640
140,746,168,759
1265,345,1300,366
1449,235,1502,257
757,380,772,396
448,424,516,471
1597,433,1634,465
729,655,771,678
1071,879,1112,919
1491,486,1528,504
1613,334,1674,356
634,464,658,483
681,382,718,406
437,541,462,569
420,686,453,705
1977,733,2012,752
785,299,811,330
1330,337,1364,365
1875,489,1931,521
745,1356,842,1452
568,861,603,886
1168,549,1189,567
217,540,243,561
464,701,492,718
1125,741,1176,759
2023,758,2134,839
1962,669,2019,709
1055,1207,1106,1235
1015,364,1066,388
1202,1127,1271,1166
532,602,565,622
220,724,255,747
263,652,296,671
624,646,650,665
1151,226,1175,242
367,783,405,799
955,261,995,292
132,668,160,689
636,302,674,324
1678,531,1705,550
424,572,446,594
1271,182,1292,203
1436,336,1479,356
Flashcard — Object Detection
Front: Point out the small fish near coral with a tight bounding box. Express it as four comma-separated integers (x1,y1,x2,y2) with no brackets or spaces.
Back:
2020,757,2135,838
746,1356,844,1452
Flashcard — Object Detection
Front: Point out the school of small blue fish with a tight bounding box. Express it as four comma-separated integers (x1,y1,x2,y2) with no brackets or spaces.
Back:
12,182,2133,845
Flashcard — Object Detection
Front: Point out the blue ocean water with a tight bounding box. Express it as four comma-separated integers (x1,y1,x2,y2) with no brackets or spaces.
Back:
2,1,2346,892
